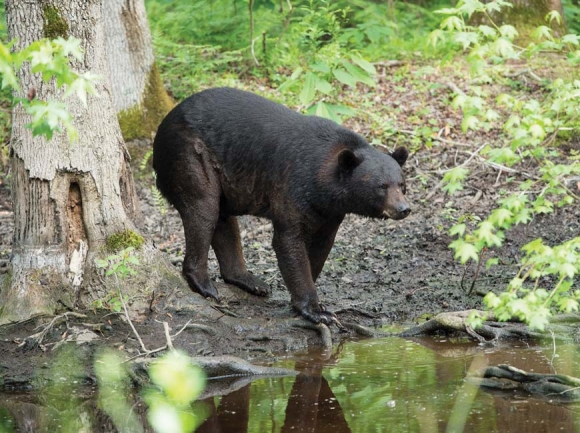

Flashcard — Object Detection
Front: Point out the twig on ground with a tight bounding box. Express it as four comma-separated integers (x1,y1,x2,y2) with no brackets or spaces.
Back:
170,319,192,339
444,81,463,95
163,322,174,351
118,284,150,354
374,60,404,68
212,305,241,318
503,68,544,83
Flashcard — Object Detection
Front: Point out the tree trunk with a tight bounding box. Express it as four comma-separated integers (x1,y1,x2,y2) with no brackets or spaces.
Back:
102,0,173,141
1,0,141,324
471,0,567,40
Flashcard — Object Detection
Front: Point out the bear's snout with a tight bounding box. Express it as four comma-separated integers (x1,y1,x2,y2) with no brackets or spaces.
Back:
382,185,411,220
382,203,411,220
396,203,411,219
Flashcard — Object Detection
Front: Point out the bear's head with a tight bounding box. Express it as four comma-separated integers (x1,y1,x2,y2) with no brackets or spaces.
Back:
334,145,411,220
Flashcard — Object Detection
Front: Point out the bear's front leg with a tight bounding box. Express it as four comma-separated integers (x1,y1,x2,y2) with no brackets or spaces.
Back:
272,224,338,325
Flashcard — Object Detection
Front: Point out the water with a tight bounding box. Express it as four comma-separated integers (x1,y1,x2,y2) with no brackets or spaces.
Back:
2,337,580,432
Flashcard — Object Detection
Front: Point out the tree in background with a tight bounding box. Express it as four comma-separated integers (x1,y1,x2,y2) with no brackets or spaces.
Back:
471,0,567,39
103,0,173,140
0,0,168,324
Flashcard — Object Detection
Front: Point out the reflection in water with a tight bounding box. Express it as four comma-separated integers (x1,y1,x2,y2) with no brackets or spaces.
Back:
281,357,350,433
197,353,350,433
3,338,580,432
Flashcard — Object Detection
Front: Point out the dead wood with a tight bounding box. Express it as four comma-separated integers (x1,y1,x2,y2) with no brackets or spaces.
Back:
397,310,580,343
469,364,580,402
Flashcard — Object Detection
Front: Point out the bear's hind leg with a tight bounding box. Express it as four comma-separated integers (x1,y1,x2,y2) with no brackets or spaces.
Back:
212,215,270,297
180,203,221,301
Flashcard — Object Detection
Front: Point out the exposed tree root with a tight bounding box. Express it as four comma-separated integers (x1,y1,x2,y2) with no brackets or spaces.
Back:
342,321,390,338
469,364,580,402
15,312,88,350
397,310,579,343
291,321,333,351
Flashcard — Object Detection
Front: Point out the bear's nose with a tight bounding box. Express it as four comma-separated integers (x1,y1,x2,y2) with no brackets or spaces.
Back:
397,204,411,218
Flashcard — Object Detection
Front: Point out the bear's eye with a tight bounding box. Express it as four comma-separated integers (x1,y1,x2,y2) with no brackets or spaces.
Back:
379,184,389,190
400,183,406,194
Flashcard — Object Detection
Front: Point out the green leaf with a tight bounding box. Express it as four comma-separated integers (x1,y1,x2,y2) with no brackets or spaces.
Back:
492,37,516,58
342,61,375,87
531,26,552,41
453,31,479,49
484,292,500,309
466,311,483,329
558,263,576,279
54,36,83,60
441,16,463,31
508,277,523,290
485,109,500,121
528,308,551,330
450,238,479,264
496,93,512,106
475,221,503,247
324,104,344,124
311,62,330,74
558,298,578,313
452,93,467,108
449,223,466,237
478,25,497,38
315,101,331,119
149,351,206,406
459,0,484,16
528,123,545,139
490,208,513,228
545,10,561,25
315,77,333,95
498,25,518,40
562,34,580,46
299,73,316,106
289,67,303,80
0,61,18,90
444,166,469,183
485,257,499,270
428,29,445,47
461,115,479,132
350,55,376,75
509,299,530,317
332,68,357,87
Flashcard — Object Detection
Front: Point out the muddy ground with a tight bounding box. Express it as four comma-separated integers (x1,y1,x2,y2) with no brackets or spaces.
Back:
1,66,579,387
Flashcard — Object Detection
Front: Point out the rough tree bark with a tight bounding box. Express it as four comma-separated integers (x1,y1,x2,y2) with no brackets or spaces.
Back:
102,0,173,141
0,0,144,324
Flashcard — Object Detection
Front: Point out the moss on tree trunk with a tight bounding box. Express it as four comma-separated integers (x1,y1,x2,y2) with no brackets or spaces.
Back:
471,0,567,43
117,62,173,141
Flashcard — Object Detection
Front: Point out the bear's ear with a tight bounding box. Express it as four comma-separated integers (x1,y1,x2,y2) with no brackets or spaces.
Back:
391,146,409,167
337,149,362,172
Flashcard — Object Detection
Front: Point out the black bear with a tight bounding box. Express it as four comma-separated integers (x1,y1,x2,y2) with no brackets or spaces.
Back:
153,87,410,324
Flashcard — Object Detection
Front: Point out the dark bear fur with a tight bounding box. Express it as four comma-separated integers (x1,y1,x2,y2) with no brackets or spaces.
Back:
153,87,410,324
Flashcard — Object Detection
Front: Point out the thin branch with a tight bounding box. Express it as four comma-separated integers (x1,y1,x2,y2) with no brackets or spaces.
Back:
163,321,174,351
503,68,544,83
170,319,192,339
117,277,149,354
249,0,259,66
